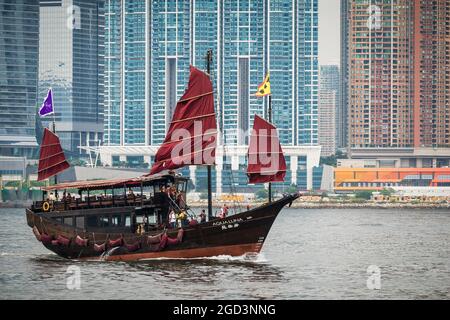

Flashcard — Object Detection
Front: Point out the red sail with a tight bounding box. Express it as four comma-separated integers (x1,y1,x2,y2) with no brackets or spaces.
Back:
247,115,287,184
37,128,70,181
150,66,217,175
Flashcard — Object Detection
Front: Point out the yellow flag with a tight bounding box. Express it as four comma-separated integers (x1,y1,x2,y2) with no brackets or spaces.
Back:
255,73,271,97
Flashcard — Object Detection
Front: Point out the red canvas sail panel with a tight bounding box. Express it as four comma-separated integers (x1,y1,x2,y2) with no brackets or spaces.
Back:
37,128,70,181
247,115,287,184
151,66,217,175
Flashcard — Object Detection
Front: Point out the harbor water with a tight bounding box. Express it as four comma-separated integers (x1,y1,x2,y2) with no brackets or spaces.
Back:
0,207,449,300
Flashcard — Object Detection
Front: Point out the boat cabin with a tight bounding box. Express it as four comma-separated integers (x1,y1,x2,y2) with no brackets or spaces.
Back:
31,173,189,233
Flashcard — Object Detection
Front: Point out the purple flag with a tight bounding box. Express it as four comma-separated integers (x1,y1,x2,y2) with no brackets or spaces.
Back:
39,89,54,117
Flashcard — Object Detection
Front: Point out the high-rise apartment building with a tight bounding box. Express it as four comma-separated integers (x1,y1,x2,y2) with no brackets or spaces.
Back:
340,0,349,149
344,0,450,167
38,0,105,154
319,65,339,157
101,0,321,191
0,0,40,158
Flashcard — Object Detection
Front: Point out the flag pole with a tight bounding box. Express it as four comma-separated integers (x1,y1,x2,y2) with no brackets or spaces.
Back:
206,49,213,221
268,94,272,203
50,88,58,192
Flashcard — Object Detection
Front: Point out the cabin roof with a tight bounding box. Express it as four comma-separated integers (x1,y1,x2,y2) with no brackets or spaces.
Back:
42,172,187,191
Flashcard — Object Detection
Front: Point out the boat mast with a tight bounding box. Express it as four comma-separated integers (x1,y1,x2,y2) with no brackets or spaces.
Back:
268,94,272,203
52,102,58,195
206,49,213,221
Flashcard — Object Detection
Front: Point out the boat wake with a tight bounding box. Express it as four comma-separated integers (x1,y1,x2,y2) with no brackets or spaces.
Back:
138,252,268,263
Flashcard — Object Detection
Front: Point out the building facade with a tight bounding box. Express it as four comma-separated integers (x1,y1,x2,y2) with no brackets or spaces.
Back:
318,90,336,157
345,0,450,153
0,0,40,158
38,0,105,154
101,0,321,191
339,0,349,149
334,168,450,193
318,65,339,156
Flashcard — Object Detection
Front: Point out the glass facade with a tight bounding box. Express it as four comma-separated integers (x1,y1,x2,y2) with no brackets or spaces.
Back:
38,0,104,153
0,0,39,158
104,0,319,149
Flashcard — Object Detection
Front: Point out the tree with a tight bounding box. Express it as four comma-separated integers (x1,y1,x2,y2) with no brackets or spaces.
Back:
354,190,374,200
255,188,268,200
380,188,395,197
320,150,347,167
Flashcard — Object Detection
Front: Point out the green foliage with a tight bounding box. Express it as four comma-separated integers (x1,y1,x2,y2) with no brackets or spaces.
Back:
354,190,374,200
286,184,298,194
255,188,268,200
380,188,395,197
69,158,87,167
320,150,347,167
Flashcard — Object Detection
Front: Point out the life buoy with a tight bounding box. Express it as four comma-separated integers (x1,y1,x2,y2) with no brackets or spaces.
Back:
42,201,50,212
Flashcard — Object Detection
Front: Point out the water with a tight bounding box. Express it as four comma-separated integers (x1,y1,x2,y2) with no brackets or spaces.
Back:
1,207,449,300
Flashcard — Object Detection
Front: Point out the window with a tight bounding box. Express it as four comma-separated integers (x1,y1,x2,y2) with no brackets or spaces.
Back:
63,217,73,226
99,216,110,227
111,215,122,227
87,216,97,228
125,215,131,227
75,216,84,229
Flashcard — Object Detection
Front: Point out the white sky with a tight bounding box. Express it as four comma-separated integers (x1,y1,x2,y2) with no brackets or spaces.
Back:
319,0,341,66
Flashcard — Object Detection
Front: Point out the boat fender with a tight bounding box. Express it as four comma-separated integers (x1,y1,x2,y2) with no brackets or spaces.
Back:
75,235,89,247
108,237,123,248
177,228,184,243
147,233,162,245
32,226,41,241
167,228,184,246
94,243,106,253
40,233,53,244
56,235,71,246
42,201,50,212
158,233,168,250
125,241,141,252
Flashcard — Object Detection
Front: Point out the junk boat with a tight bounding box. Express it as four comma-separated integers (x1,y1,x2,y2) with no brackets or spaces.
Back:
26,58,299,261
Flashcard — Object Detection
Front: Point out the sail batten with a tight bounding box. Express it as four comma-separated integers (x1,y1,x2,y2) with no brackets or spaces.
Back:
150,66,217,175
37,128,70,181
247,115,287,184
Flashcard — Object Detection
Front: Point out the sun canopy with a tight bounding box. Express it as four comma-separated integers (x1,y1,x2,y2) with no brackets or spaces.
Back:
42,173,185,192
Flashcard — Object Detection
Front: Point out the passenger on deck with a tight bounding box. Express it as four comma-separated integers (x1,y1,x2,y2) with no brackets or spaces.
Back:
221,204,229,218
199,209,206,223
189,216,198,227
169,209,176,229
48,192,56,202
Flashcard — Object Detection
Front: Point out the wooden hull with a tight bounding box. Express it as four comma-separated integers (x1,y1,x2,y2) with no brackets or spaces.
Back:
26,194,298,261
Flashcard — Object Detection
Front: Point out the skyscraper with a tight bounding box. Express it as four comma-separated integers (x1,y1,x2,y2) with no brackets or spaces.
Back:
339,0,349,149
319,65,339,157
346,1,450,151
38,0,105,154
101,0,321,190
0,0,40,158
